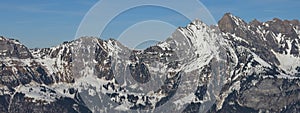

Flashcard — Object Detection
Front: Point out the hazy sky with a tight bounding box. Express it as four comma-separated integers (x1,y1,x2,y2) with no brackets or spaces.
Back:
0,0,299,48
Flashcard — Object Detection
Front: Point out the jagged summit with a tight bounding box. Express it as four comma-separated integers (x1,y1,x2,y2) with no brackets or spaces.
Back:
219,13,300,66
249,19,262,26
218,13,248,33
0,36,32,59
189,18,206,26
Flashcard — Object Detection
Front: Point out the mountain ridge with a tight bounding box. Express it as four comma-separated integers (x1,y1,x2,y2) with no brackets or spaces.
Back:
0,13,300,113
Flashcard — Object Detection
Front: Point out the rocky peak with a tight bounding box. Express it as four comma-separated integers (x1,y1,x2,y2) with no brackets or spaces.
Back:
219,13,300,74
218,14,281,65
290,19,300,27
263,18,300,56
183,19,212,37
189,19,205,27
265,18,296,36
218,13,247,34
249,19,262,27
0,36,32,59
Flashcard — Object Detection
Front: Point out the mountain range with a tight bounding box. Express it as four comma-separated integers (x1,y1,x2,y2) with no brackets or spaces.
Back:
0,13,299,113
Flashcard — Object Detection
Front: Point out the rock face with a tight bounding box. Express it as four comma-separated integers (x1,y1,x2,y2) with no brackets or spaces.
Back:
213,13,300,113
0,36,32,59
0,13,300,113
2,93,91,113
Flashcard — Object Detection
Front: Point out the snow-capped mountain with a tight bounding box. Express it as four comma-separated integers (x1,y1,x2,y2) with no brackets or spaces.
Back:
212,13,300,113
0,13,299,113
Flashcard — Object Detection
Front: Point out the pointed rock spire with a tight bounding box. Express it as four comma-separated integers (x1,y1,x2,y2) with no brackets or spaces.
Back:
218,13,247,34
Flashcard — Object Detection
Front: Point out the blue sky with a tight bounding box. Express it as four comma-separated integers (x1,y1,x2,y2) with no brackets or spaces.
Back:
0,0,299,48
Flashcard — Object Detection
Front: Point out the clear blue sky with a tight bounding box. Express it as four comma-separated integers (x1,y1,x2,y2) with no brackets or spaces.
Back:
0,0,299,48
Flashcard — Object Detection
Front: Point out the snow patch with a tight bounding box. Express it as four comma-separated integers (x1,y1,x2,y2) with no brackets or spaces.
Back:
173,93,196,110
17,84,62,103
251,52,272,68
274,51,300,75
